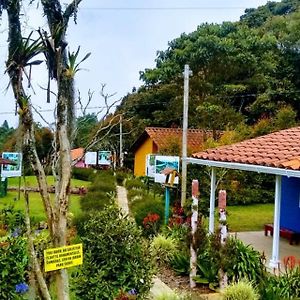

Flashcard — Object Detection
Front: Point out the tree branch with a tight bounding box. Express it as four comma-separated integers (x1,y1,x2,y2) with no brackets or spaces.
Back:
63,0,83,24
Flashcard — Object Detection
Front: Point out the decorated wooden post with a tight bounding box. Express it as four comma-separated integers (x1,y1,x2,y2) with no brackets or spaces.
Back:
218,190,228,289
190,179,199,288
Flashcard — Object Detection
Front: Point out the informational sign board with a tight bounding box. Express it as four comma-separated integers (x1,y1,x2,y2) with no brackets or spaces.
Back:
44,243,83,272
154,155,180,184
1,152,22,178
85,151,97,165
146,154,156,178
98,151,111,166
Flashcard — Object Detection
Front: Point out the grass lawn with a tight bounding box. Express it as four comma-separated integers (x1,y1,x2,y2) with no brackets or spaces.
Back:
226,203,274,232
7,176,90,188
0,177,87,223
0,191,81,223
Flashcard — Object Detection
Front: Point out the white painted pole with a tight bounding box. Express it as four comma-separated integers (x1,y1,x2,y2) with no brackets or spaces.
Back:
218,190,228,289
209,167,216,234
181,64,192,206
190,179,199,288
269,175,282,269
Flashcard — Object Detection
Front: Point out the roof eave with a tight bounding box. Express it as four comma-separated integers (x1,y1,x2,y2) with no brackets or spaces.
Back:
187,157,300,178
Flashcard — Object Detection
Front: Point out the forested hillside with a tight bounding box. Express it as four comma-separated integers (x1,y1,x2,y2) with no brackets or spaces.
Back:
116,0,300,149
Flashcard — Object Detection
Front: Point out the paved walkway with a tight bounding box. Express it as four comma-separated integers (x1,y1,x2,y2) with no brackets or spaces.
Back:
116,185,174,299
235,231,300,268
116,186,129,215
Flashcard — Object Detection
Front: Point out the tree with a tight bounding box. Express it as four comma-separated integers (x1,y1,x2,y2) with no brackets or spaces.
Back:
0,120,15,151
119,4,300,129
1,0,83,299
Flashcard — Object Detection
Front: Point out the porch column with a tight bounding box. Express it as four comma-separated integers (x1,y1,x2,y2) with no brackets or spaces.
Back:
269,175,282,269
209,167,216,234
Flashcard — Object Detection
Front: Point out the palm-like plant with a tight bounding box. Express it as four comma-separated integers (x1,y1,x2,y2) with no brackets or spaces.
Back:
65,46,91,78
6,31,43,92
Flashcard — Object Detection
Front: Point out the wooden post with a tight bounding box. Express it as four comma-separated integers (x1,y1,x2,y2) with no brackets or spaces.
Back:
218,190,228,289
190,179,199,288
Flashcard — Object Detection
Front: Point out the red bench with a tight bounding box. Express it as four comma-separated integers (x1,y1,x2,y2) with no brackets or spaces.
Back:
264,224,300,245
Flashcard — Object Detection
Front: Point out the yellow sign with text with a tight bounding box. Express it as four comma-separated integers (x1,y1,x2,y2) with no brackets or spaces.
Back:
44,243,83,272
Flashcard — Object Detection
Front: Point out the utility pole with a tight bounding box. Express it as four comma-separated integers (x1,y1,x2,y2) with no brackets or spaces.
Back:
119,114,124,168
181,64,192,206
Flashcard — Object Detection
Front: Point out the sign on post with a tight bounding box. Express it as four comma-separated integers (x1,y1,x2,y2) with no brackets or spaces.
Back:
154,155,180,184
1,152,22,177
98,151,111,166
85,151,97,165
146,154,156,178
44,243,83,272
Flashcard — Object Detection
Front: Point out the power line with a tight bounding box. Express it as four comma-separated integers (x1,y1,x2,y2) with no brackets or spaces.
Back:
0,105,119,116
0,89,299,116
80,6,250,11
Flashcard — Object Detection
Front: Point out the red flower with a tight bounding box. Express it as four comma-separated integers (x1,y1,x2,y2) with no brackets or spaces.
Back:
283,255,296,270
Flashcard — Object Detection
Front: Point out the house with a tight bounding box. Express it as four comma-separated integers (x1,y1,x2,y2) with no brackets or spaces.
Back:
131,127,214,176
189,126,300,269
71,148,86,168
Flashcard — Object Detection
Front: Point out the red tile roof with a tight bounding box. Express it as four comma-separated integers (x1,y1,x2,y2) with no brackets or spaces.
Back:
144,127,214,153
192,126,300,170
71,148,84,161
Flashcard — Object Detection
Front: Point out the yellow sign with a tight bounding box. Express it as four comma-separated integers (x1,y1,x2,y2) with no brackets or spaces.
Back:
44,243,83,272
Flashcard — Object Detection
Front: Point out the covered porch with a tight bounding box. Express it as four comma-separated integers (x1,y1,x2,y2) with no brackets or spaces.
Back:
188,126,300,269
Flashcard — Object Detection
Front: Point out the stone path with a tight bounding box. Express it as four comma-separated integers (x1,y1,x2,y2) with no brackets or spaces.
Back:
116,186,129,215
116,185,174,299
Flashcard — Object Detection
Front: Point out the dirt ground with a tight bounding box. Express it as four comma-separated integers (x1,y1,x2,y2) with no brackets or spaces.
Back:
157,267,216,299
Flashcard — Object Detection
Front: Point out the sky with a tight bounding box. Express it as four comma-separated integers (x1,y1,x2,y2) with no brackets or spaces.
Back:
0,0,277,128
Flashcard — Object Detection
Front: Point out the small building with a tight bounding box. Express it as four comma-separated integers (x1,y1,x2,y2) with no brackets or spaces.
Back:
131,127,214,176
71,148,86,168
281,176,300,232
189,126,300,268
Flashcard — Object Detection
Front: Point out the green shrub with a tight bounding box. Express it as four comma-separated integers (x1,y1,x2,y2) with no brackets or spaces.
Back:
125,178,146,190
0,237,29,299
222,279,259,300
222,237,265,283
73,213,89,237
80,171,116,212
130,195,165,234
170,251,190,276
80,191,115,212
127,189,145,202
161,224,190,246
90,172,116,191
72,167,96,181
116,171,129,186
72,206,154,300
154,291,192,300
196,250,219,287
150,234,178,266
259,268,300,300
0,205,25,234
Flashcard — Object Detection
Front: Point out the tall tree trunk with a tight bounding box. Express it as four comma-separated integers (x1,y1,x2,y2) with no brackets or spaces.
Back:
4,1,82,298
5,1,54,298
41,1,82,299
6,0,54,236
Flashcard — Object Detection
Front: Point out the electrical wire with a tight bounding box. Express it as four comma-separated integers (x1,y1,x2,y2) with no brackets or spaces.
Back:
0,88,300,116
79,7,250,11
